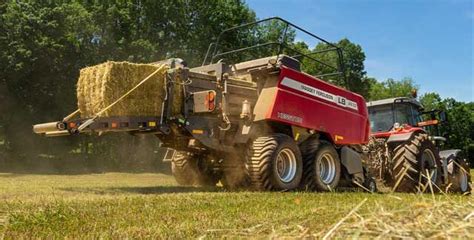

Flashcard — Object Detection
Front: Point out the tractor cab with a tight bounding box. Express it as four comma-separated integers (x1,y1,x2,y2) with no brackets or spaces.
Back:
366,96,446,140
367,97,423,133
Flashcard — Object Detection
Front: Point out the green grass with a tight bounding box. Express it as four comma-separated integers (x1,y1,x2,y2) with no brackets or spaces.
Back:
0,171,472,239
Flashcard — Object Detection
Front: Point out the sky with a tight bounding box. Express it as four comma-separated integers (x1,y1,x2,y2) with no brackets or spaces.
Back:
246,0,473,102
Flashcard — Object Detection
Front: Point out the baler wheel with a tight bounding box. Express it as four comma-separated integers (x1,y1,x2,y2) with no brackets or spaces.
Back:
246,134,303,191
390,133,441,192
301,142,341,191
171,151,218,187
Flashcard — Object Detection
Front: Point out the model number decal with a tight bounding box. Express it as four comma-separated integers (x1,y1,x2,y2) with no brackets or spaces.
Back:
281,77,359,111
277,112,303,124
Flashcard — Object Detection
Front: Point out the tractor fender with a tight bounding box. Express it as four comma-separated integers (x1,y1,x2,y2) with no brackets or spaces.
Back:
439,149,462,161
386,132,415,143
340,146,364,175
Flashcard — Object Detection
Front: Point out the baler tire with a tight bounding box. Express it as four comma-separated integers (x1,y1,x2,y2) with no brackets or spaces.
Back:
390,133,441,193
246,134,303,191
301,142,341,191
449,158,471,194
299,137,320,161
171,151,195,186
171,151,218,187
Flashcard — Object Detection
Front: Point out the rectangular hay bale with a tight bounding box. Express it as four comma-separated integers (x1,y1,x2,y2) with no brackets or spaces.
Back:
77,61,182,118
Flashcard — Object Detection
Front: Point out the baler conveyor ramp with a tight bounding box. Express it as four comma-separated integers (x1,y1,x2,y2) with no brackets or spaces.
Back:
33,115,165,137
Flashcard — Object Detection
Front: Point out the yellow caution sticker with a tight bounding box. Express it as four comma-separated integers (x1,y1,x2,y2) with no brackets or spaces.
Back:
148,121,156,127
335,135,344,142
294,132,300,141
192,129,204,134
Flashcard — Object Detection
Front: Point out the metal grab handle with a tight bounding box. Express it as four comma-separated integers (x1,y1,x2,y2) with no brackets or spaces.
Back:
63,109,80,122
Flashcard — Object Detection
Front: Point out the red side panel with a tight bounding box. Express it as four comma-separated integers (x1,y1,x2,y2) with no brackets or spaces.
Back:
372,125,426,138
265,66,370,145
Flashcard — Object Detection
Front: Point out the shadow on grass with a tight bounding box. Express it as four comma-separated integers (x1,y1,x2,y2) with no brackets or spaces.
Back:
59,185,223,195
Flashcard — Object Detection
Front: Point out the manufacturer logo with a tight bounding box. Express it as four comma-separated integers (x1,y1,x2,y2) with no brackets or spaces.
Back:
281,77,359,111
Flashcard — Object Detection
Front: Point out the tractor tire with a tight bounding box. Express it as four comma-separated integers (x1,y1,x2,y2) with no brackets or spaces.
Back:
301,142,341,191
171,151,218,187
246,134,303,191
390,133,441,193
449,158,471,194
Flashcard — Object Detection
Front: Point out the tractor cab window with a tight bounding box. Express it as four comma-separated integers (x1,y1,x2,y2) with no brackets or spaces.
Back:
369,105,394,132
394,103,418,126
369,103,419,132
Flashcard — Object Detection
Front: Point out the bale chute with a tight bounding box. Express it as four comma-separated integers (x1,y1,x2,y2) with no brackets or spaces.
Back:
76,61,182,118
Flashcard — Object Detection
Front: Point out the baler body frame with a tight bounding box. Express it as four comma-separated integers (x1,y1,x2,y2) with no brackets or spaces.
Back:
33,18,376,192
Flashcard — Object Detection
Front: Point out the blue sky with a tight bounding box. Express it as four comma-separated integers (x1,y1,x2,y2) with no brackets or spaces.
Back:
246,0,473,102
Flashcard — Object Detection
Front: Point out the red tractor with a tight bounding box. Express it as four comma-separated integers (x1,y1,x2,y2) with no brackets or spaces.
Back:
366,96,471,193
34,17,376,192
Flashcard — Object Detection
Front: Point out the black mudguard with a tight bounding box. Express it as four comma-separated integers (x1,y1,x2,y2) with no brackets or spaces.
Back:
340,146,364,175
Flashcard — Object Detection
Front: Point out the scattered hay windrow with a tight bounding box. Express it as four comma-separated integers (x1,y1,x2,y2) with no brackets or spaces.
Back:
77,61,182,118
201,196,474,239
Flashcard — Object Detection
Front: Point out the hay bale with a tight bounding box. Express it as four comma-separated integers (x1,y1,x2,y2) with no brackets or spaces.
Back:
77,61,182,118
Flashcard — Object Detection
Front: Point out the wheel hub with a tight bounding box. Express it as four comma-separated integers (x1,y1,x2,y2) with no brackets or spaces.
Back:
319,153,336,185
276,148,297,183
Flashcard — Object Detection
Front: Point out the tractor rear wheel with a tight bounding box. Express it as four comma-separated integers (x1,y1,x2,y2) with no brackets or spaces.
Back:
390,133,441,192
301,142,341,191
246,134,303,191
171,151,218,187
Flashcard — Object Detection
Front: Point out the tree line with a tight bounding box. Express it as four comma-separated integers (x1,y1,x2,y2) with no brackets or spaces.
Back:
0,1,472,172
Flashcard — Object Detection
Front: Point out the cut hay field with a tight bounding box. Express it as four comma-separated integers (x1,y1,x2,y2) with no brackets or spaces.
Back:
0,171,472,239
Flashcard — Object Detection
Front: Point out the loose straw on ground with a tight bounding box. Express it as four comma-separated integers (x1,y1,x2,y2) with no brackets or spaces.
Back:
391,166,409,193
426,169,435,201
322,198,368,240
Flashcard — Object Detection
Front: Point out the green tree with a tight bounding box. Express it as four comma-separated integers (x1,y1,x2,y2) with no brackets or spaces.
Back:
420,93,474,163
206,17,296,64
0,0,257,170
419,92,443,110
440,99,474,153
0,1,96,163
300,38,371,96
78,0,256,66
368,77,418,101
